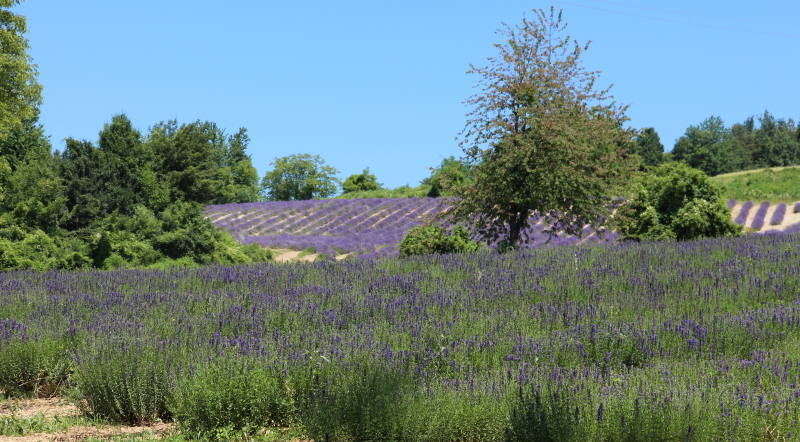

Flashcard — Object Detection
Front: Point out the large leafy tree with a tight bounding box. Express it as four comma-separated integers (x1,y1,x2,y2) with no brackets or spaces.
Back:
261,154,340,201
0,0,42,140
444,8,637,247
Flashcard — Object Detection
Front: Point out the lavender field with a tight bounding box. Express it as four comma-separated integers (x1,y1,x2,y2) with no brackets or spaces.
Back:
2,232,800,440
205,198,620,259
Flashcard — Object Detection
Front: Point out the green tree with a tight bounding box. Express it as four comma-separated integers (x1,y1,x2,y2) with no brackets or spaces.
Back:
0,0,42,140
615,162,741,241
634,127,665,167
260,154,340,201
425,156,470,197
672,116,736,176
210,126,261,204
750,111,799,168
342,168,381,194
148,120,226,206
0,110,50,171
442,8,637,247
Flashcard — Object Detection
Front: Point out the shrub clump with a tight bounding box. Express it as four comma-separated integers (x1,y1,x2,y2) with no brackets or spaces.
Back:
615,162,742,241
399,225,481,257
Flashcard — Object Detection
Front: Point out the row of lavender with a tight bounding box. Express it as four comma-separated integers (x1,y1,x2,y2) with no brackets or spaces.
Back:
728,199,800,230
206,198,618,258
2,232,800,440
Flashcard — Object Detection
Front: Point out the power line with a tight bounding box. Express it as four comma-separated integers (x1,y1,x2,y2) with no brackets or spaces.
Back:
551,0,800,37
584,0,800,26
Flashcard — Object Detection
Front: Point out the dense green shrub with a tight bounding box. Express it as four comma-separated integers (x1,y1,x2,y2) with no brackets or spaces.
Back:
615,162,742,241
170,359,295,439
399,225,481,257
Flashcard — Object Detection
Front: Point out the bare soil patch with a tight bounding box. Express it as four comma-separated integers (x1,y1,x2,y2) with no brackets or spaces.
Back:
0,422,174,442
0,398,78,419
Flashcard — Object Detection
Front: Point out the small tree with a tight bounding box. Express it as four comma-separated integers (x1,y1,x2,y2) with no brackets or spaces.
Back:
342,168,381,194
261,154,340,201
614,162,741,241
443,8,637,247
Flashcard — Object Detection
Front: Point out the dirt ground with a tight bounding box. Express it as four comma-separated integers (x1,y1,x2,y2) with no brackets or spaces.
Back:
0,398,174,442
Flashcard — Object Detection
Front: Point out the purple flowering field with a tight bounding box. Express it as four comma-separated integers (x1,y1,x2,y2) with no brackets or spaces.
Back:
3,232,800,440
206,198,618,259
729,199,800,232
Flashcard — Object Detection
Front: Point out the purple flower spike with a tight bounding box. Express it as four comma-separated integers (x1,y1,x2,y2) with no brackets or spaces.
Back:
794,202,800,214
726,199,736,210
749,201,770,231
734,201,753,225
770,204,786,226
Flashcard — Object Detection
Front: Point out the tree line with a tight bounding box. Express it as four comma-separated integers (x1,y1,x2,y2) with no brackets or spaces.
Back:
634,112,800,176
0,1,789,269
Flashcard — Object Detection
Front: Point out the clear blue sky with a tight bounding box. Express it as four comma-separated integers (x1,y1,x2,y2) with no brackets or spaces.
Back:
17,0,799,190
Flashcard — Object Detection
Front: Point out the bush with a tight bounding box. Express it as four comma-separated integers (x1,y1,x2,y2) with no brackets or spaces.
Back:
615,162,742,241
342,168,381,194
399,225,481,257
170,360,295,439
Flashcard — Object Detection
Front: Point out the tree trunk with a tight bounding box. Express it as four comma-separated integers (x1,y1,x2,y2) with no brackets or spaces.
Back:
507,212,528,247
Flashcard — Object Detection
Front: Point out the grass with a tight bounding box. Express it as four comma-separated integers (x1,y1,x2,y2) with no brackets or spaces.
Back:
711,166,800,203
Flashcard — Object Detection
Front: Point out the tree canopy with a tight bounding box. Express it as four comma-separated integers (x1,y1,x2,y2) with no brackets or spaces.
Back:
261,154,340,201
634,127,665,168
443,7,637,248
342,168,381,194
0,0,42,140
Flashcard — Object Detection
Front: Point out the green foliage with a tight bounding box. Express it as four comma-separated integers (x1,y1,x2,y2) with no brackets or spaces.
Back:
70,344,171,425
169,359,295,439
0,338,71,398
331,183,431,199
341,167,381,194
633,127,665,167
240,242,273,263
711,166,800,203
398,224,480,257
615,162,742,241
424,156,470,197
672,116,737,176
260,154,340,201
447,8,637,247
0,0,43,140
210,127,261,204
674,112,800,176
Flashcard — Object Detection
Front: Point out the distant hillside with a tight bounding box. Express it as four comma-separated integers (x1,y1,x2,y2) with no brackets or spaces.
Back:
207,196,800,261
711,166,800,203
205,198,618,259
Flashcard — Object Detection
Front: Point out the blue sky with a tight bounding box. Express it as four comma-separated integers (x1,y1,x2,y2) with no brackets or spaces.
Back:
17,0,799,190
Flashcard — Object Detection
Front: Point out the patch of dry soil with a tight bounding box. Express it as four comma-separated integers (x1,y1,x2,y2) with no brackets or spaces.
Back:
0,398,174,442
0,398,78,419
0,423,175,442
